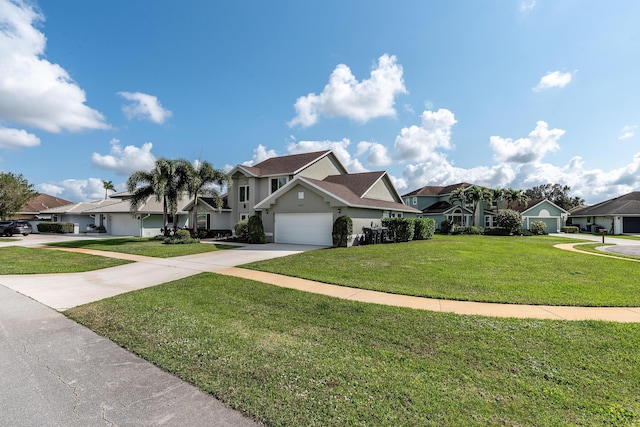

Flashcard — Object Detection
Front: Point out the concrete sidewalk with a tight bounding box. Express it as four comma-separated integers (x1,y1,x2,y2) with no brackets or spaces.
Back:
0,285,257,427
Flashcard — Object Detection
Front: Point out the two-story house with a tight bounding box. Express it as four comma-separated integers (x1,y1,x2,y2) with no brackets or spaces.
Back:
402,183,495,229
229,150,420,246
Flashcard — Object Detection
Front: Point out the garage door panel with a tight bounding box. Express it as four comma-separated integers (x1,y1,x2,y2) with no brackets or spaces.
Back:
275,213,332,246
623,217,640,233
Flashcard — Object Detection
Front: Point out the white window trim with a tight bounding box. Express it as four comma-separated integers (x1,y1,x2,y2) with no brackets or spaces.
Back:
239,185,250,202
270,176,289,194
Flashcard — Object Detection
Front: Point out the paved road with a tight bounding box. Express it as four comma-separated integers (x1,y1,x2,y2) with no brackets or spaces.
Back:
549,232,640,256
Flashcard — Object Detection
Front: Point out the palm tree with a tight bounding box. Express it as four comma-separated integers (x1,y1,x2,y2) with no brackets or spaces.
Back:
466,186,492,226
102,180,116,200
449,187,467,207
185,160,230,233
492,188,506,211
505,188,528,210
127,158,190,236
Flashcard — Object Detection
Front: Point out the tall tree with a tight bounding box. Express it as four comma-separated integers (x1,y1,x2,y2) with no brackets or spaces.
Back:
505,188,528,209
491,188,507,211
127,158,190,235
102,180,116,200
185,160,230,232
465,186,492,226
449,187,467,207
524,183,584,210
0,172,38,219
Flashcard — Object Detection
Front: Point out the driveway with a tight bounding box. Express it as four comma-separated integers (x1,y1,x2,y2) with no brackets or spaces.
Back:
0,236,323,311
549,232,640,257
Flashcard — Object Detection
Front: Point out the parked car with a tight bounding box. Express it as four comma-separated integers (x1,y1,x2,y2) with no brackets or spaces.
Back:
0,220,33,236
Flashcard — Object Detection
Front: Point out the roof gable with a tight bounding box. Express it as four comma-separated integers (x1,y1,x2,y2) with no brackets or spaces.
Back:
20,193,75,213
402,182,473,197
232,150,334,177
322,172,387,198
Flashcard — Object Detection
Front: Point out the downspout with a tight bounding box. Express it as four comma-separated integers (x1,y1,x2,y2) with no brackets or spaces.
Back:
140,214,151,237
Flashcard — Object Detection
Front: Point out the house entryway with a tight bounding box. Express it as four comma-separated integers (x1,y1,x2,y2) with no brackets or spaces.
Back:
274,213,333,246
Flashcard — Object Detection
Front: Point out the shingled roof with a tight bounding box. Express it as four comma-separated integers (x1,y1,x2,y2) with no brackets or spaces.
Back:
402,182,473,197
571,191,640,216
322,171,387,198
236,150,332,177
19,193,74,214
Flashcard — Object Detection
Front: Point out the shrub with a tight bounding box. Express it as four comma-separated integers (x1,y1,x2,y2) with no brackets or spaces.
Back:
483,227,511,236
332,215,352,247
37,222,74,233
247,215,266,244
529,220,547,235
495,209,523,234
519,229,533,236
452,226,484,235
561,226,579,234
163,229,199,244
382,218,414,242
413,218,435,240
234,220,248,242
439,219,452,234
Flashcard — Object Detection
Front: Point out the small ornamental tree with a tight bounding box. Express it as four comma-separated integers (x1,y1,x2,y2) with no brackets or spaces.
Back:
247,215,266,243
495,209,523,234
529,220,547,235
234,220,248,241
332,215,352,247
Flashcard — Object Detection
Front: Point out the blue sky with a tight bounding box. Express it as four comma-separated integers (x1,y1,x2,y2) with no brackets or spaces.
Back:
1,0,639,204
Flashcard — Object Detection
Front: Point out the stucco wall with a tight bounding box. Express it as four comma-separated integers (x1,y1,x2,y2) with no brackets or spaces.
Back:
365,178,396,202
297,155,345,180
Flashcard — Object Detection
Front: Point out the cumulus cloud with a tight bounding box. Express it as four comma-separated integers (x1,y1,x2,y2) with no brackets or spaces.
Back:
618,125,637,140
242,144,278,166
0,0,108,132
394,109,457,162
287,138,367,172
288,54,407,128
533,71,574,91
356,141,391,166
91,138,156,175
490,121,564,163
118,91,172,124
520,0,536,12
38,177,114,202
0,126,40,148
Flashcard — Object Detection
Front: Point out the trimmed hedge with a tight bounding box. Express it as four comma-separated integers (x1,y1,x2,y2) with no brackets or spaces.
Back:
247,215,266,244
382,218,414,242
451,226,484,235
413,218,435,240
561,226,579,234
163,229,200,244
37,222,74,233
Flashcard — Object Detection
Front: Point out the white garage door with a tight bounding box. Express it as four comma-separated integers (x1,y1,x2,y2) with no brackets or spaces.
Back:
109,215,141,236
275,213,333,246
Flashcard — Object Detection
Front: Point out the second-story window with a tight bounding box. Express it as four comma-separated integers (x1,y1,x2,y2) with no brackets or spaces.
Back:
270,177,288,193
239,185,249,202
412,197,417,205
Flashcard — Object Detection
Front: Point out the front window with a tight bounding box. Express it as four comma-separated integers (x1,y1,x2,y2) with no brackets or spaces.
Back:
240,213,249,221
197,214,208,230
484,216,493,228
239,185,250,202
270,177,288,193
412,197,417,206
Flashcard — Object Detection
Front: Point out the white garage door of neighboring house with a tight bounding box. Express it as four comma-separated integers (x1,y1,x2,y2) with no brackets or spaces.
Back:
275,213,333,246
109,215,140,236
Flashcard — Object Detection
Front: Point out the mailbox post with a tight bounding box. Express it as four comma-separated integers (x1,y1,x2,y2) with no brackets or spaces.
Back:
600,228,607,244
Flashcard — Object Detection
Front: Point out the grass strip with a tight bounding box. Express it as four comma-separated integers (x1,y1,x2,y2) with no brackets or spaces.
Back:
0,246,129,274
243,235,640,306
47,237,230,258
66,273,640,427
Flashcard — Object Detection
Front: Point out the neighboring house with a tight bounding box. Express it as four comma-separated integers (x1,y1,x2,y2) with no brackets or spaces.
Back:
230,150,420,246
40,200,122,233
7,193,74,232
183,194,232,234
39,194,192,236
569,191,640,234
512,199,569,233
402,183,495,229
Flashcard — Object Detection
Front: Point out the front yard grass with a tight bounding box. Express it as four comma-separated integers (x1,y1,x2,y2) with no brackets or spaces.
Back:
66,273,640,427
0,246,130,274
47,237,232,258
243,235,640,307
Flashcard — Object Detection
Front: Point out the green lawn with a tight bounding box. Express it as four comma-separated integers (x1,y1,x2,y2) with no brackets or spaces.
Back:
243,235,640,306
47,237,233,258
67,273,640,427
0,246,130,274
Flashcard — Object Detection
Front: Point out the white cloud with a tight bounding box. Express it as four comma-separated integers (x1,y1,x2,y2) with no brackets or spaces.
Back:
242,144,278,166
618,125,637,140
520,0,536,12
490,121,564,163
287,138,367,172
394,109,457,162
0,126,40,148
533,71,574,91
356,141,391,166
38,177,114,202
0,0,108,132
118,91,172,124
91,138,156,175
288,54,407,127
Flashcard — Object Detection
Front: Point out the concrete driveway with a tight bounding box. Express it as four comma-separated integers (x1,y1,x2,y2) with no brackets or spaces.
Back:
0,236,323,311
